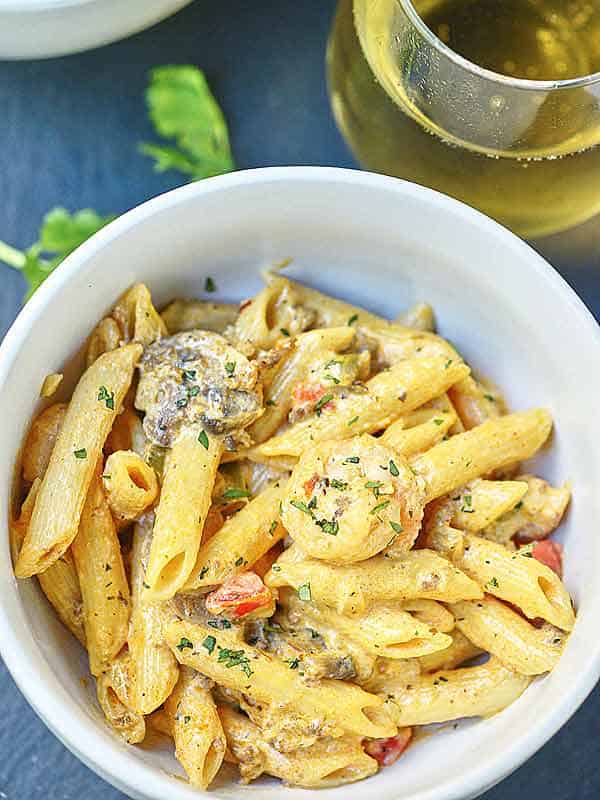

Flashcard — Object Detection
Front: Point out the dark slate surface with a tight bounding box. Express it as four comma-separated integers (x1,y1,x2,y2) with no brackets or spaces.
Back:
0,1,598,797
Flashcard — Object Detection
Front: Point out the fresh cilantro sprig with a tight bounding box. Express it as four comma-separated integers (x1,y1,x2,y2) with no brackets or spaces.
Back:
0,208,113,300
140,65,236,181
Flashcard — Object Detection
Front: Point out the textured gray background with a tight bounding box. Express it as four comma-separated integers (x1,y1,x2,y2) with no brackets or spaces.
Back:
1,1,599,797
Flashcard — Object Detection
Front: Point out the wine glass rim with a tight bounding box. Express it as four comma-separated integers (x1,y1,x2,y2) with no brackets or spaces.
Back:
397,0,600,90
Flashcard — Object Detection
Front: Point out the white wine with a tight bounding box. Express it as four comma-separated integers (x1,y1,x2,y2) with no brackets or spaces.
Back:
328,0,600,237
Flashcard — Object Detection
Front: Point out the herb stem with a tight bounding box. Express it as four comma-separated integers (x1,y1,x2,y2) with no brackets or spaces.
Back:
0,240,26,270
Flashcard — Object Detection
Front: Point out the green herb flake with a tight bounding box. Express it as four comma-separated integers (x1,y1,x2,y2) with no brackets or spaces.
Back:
324,373,340,385
265,399,276,406
235,556,245,567
216,647,253,677
198,430,209,449
287,657,300,670
343,456,360,465
389,521,404,534
330,478,348,490
202,635,217,654
205,276,216,293
315,517,339,536
444,359,453,369
314,393,334,416
269,519,278,536
225,361,236,377
347,416,359,426
222,487,251,501
347,313,358,326
182,369,197,382
176,397,188,408
484,394,495,402
176,637,194,652
389,459,400,477
97,385,115,410
183,715,191,724
199,565,209,580
74,448,87,459
290,499,313,515
370,500,391,515
280,327,290,337
297,583,311,601
486,577,499,589
433,418,444,426
515,500,524,510
271,564,282,572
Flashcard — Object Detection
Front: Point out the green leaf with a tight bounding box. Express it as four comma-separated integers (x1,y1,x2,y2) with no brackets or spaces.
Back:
141,65,235,181
0,208,113,301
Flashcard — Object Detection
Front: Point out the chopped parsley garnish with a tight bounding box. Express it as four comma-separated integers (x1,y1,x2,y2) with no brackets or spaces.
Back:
315,517,339,536
269,519,278,536
324,359,341,369
314,393,334,416
330,479,348,490
74,448,87,459
461,494,474,513
235,556,245,567
389,521,404,534
176,637,194,651
370,500,391,515
433,418,444,426
265,399,276,406
324,373,340,384
343,456,360,465
365,480,384,498
486,577,499,589
515,500,524,510
307,495,318,510
298,583,311,601
347,313,358,326
182,369,197,381
290,499,312,515
484,393,495,402
216,647,253,677
225,361,236,377
208,619,232,629
271,564,281,572
205,276,216,292
222,487,251,501
202,635,216,654
348,416,359,426
199,565,209,580
188,385,201,397
198,430,209,449
97,385,115,410
176,397,188,408
183,715,191,724
280,327,290,337
389,459,400,477
444,359,453,368
287,657,300,670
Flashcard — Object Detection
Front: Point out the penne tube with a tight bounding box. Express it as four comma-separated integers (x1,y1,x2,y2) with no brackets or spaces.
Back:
85,317,122,367
451,534,575,631
395,302,435,331
382,657,531,726
252,356,470,459
184,481,287,591
401,598,455,633
145,426,223,600
266,549,483,615
21,403,67,482
72,471,130,676
219,704,377,788
15,343,142,578
451,596,567,675
102,450,159,527
450,479,529,532
112,283,167,345
410,409,553,502
40,372,63,398
164,667,226,790
380,410,455,456
96,651,146,744
161,298,238,334
282,589,452,659
360,658,422,693
11,480,86,646
128,520,179,714
249,327,356,444
417,629,483,673
165,619,396,739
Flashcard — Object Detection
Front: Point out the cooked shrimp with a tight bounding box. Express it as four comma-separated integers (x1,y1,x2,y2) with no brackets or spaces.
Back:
205,572,276,620
281,434,424,563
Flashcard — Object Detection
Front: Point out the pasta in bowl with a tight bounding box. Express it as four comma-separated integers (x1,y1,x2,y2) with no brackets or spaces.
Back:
10,271,575,792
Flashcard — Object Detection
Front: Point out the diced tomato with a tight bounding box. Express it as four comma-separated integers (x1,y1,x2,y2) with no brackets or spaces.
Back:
303,473,320,498
205,571,274,619
532,540,563,577
364,729,413,767
292,383,327,406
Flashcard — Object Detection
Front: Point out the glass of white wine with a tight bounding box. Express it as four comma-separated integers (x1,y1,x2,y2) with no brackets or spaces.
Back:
327,0,600,237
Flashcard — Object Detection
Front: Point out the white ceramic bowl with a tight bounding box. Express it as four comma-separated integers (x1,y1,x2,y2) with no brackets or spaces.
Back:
0,0,192,59
1,167,599,800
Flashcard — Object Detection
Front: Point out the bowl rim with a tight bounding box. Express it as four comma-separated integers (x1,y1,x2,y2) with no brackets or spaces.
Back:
1,166,599,800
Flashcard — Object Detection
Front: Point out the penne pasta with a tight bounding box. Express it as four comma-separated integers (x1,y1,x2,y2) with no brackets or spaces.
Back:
417,629,483,673
382,657,531,726
451,596,566,675
144,427,223,600
71,470,130,676
184,481,287,591
449,479,529,533
96,650,146,744
15,343,142,578
102,450,159,527
164,667,226,789
380,410,455,456
395,302,435,331
161,298,238,334
165,618,396,739
128,519,179,714
112,283,167,345
252,356,470,459
21,402,67,483
86,317,122,367
266,549,483,615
